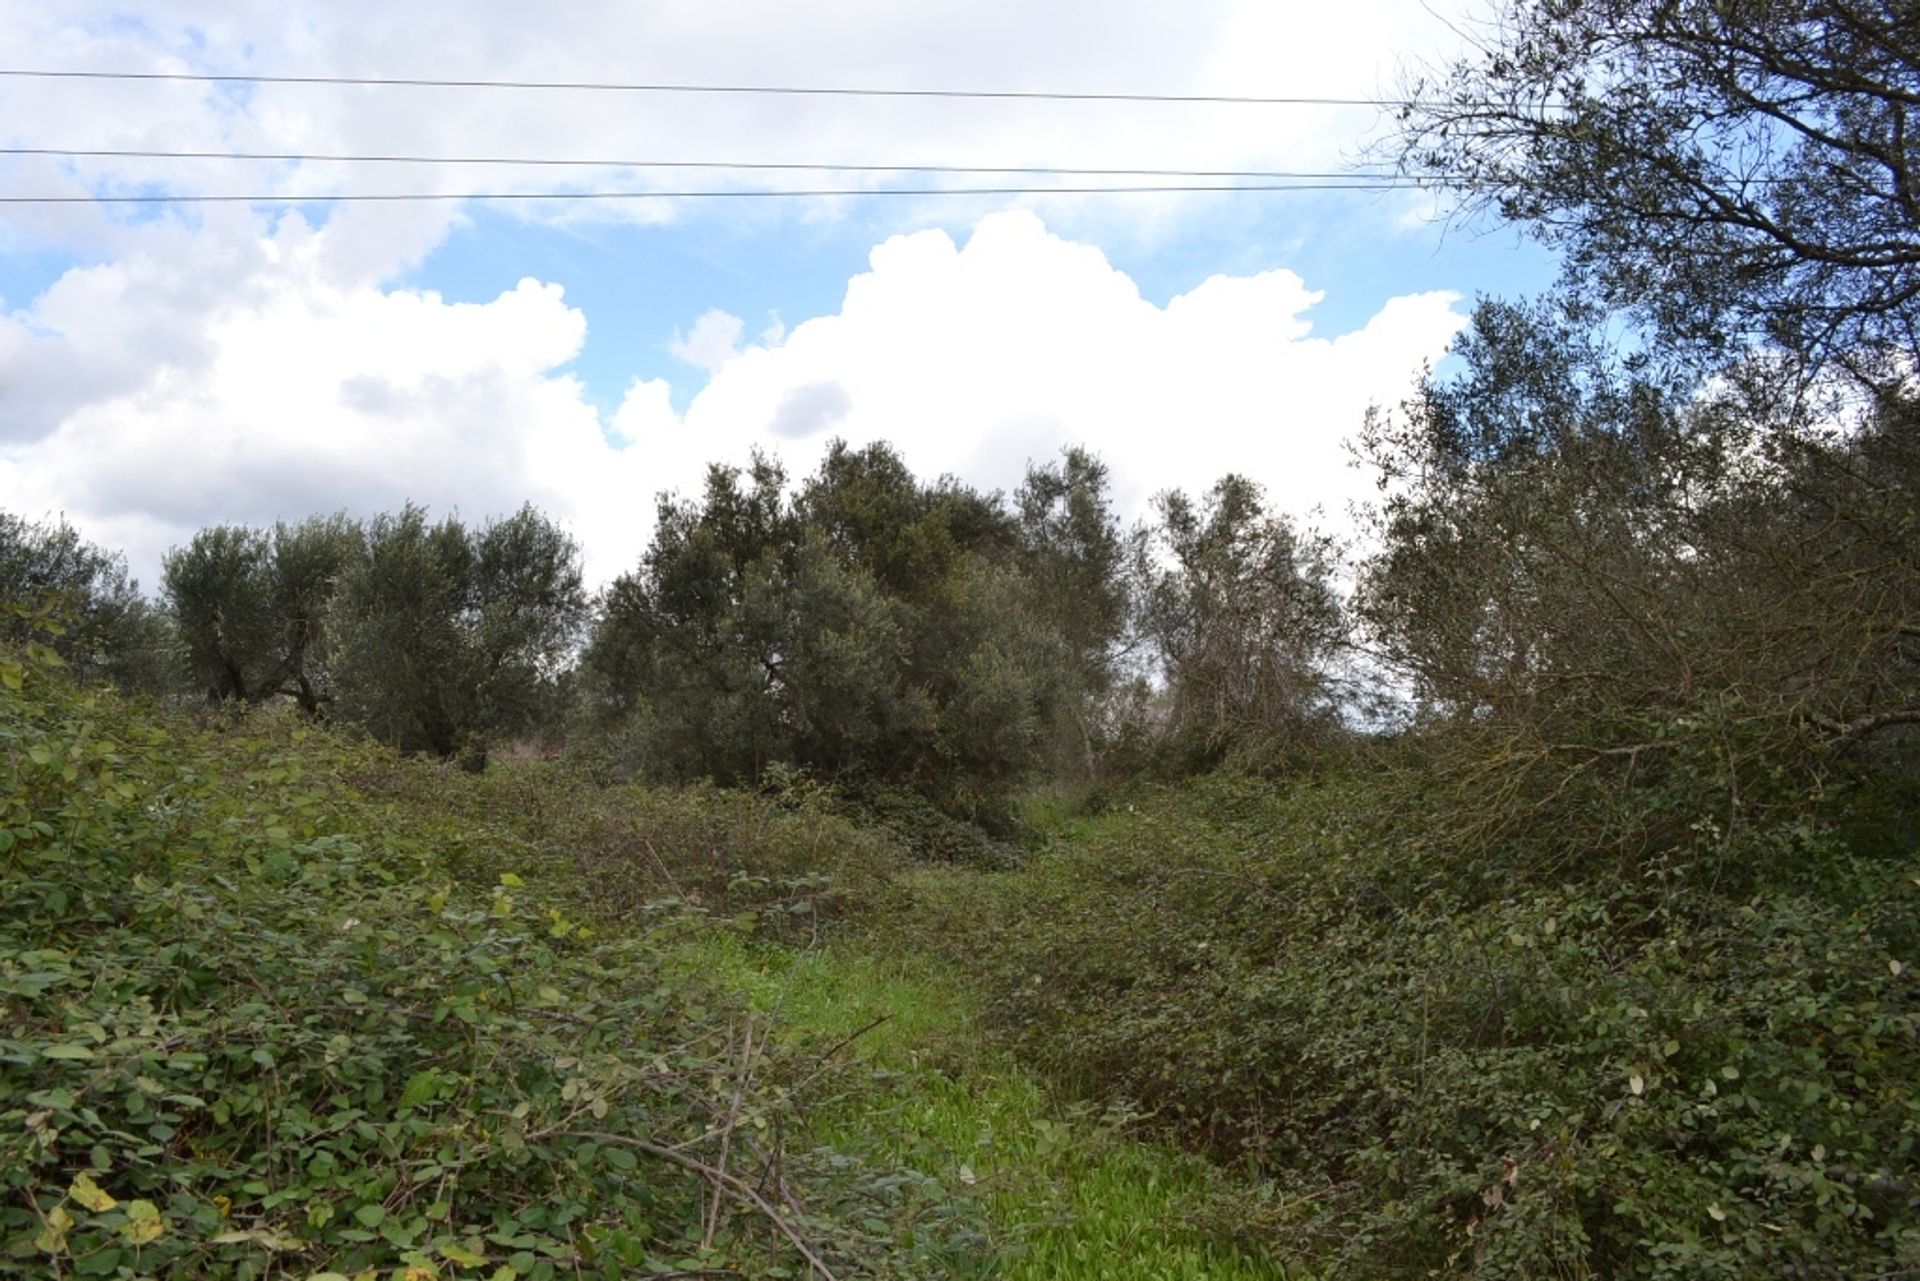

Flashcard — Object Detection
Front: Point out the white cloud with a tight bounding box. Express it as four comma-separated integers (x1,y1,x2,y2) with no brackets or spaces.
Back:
0,208,634,582
0,0,1469,259
624,211,1465,535
0,0,1489,588
667,309,747,375
2,209,1464,591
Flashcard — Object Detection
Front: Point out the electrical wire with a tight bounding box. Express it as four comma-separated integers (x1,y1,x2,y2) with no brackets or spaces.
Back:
1,145,1409,182
0,181,1440,205
0,66,1419,107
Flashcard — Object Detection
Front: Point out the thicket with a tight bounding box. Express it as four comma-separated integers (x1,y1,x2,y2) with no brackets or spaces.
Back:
579,441,1339,818
906,759,1920,1278
884,2,1920,1274
0,621,1003,1279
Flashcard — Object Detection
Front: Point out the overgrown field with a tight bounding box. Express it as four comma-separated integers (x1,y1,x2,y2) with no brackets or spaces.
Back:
1,641,1295,1279
899,772,1920,1278
9,628,1920,1279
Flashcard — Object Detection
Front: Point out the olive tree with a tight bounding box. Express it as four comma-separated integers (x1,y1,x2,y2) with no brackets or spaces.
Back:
329,504,586,766
163,515,360,712
1135,475,1346,771
1,511,170,691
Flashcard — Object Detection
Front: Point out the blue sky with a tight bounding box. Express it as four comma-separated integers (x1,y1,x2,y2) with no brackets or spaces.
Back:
401,198,1555,418
0,0,1560,584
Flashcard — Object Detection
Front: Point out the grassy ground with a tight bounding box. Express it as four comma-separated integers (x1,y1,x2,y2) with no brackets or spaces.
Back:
671,930,1297,1281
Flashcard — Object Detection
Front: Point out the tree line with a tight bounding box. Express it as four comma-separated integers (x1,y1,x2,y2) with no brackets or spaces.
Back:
7,0,1916,828
0,444,1346,796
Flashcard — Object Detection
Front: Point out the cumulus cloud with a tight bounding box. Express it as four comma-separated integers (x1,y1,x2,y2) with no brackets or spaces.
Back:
668,309,748,375
769,382,854,439
0,0,1491,590
623,212,1466,534
0,208,635,581
1,208,1464,591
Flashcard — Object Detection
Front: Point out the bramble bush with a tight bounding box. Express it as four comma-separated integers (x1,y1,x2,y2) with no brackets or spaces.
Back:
0,625,982,1279
909,764,1920,1278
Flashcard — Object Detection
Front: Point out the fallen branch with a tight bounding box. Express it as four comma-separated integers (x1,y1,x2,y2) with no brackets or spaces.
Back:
791,1014,897,1094
1815,705,1920,749
562,1129,840,1281
703,1020,766,1249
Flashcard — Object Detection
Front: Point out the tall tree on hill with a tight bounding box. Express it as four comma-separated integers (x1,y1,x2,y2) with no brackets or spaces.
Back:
329,504,586,766
1015,447,1132,695
1137,475,1345,771
1014,448,1137,775
163,515,359,712
1,511,171,692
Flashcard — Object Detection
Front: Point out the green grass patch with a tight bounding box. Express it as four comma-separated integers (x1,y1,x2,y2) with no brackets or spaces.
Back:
672,930,1296,1281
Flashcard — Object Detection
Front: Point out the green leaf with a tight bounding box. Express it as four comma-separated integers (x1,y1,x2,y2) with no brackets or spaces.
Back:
400,1069,441,1109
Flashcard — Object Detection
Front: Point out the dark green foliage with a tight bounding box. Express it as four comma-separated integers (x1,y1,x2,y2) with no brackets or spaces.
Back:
330,504,587,765
162,515,358,712
913,770,1920,1278
1015,449,1130,696
832,781,1027,870
1356,298,1920,860
0,513,170,693
584,443,1082,811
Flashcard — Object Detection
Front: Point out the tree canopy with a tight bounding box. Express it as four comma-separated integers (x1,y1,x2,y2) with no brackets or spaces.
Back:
0,512,169,692
163,515,360,712
1396,0,1920,385
330,504,587,766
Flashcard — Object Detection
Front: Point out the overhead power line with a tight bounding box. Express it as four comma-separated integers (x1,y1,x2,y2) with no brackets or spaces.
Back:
1,145,1409,182
0,67,1417,107
0,181,1438,205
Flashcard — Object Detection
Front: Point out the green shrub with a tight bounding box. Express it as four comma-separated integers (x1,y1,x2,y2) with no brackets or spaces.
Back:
342,756,911,936
833,782,1027,871
0,638,974,1278
916,769,1920,1278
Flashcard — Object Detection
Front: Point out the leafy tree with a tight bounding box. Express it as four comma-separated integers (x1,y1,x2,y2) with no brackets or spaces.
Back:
587,455,798,779
1356,297,1920,858
330,504,586,766
1135,475,1345,771
585,442,1075,809
0,511,170,691
1394,0,1919,384
162,515,359,712
1385,0,1920,853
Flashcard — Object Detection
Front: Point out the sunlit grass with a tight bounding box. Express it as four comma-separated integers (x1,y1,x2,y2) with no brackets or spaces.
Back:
672,931,1298,1281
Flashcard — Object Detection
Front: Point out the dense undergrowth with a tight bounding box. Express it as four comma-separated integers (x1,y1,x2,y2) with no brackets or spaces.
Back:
1,636,1309,1280
902,769,1920,1278
9,621,1920,1279
0,639,994,1279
